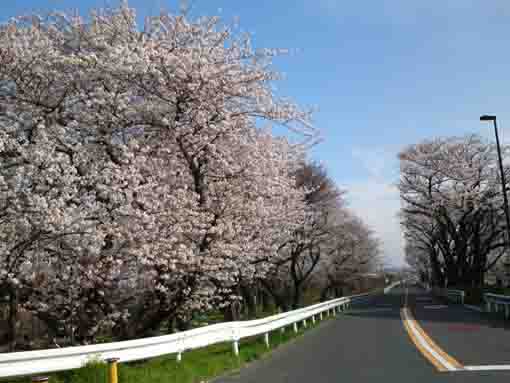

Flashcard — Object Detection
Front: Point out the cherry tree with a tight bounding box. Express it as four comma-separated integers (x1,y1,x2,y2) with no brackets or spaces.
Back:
316,213,381,300
260,163,351,310
399,135,508,288
0,3,316,344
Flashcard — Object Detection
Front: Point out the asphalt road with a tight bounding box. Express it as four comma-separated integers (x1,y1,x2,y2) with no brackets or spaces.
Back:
216,284,510,383
412,286,510,366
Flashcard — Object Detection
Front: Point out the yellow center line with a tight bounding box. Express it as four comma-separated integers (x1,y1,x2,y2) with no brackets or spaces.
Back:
400,307,464,372
400,309,447,372
408,309,463,369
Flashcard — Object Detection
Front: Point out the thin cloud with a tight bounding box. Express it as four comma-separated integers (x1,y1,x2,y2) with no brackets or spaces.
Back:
342,146,402,266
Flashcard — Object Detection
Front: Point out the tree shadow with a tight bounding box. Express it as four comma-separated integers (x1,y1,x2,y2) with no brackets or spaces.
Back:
340,285,510,332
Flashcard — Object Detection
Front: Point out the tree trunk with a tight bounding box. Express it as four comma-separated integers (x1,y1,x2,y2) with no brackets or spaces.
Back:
167,316,176,334
176,315,191,331
136,309,171,337
445,260,458,288
430,252,444,287
320,285,331,302
240,284,257,319
222,304,240,321
260,288,273,313
8,289,18,352
291,283,302,309
222,306,233,322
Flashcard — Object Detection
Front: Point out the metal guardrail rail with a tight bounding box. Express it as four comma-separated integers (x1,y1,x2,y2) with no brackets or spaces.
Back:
429,287,510,317
0,286,397,378
484,293,510,318
384,281,402,294
432,288,465,305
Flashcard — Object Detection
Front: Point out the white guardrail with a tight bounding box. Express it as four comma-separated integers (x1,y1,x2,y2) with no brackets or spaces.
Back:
430,288,510,316
484,293,510,318
384,281,401,294
0,286,399,379
432,288,465,305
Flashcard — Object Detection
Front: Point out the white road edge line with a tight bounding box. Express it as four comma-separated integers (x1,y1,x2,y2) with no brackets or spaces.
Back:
403,309,459,372
464,365,510,371
404,287,510,372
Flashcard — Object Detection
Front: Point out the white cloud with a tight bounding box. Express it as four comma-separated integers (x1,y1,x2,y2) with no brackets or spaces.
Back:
341,147,404,266
345,179,403,267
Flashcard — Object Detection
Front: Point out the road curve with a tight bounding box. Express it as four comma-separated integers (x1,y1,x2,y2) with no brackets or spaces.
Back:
215,284,510,382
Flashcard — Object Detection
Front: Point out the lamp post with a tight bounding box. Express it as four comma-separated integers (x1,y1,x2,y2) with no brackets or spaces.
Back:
481,115,510,286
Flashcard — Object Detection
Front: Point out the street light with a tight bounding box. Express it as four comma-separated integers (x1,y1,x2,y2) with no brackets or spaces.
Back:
481,115,510,286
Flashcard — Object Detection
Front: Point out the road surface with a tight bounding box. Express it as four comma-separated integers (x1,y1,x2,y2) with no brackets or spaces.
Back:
216,283,510,382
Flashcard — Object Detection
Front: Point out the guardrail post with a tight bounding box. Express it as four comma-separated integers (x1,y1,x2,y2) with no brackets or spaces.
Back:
320,312,323,320
461,291,465,305
232,339,239,356
106,357,119,383
280,326,285,334
487,301,491,313
31,377,49,383
505,305,510,320
312,315,316,324
176,333,184,362
232,328,240,357
302,319,307,328
264,332,270,349
293,322,298,333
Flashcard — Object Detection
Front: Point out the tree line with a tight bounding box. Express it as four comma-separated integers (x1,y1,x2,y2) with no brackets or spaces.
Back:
0,4,381,350
400,134,509,288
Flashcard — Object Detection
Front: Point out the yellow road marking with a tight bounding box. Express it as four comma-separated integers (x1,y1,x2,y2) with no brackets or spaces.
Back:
401,307,464,371
400,309,447,372
408,309,463,369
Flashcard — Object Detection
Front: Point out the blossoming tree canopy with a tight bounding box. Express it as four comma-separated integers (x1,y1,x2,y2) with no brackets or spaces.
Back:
0,3,322,342
399,135,508,288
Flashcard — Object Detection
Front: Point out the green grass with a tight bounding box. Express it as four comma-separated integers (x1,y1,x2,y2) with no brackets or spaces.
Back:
7,316,329,383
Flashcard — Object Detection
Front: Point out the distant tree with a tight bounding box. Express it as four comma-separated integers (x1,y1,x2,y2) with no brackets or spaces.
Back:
399,135,508,288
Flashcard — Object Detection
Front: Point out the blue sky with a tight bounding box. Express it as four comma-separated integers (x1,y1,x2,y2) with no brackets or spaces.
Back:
3,0,510,266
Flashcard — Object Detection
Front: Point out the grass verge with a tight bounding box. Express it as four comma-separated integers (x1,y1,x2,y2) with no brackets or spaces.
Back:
7,316,331,383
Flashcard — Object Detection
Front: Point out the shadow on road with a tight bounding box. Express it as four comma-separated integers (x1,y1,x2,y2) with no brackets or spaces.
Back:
344,285,510,331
